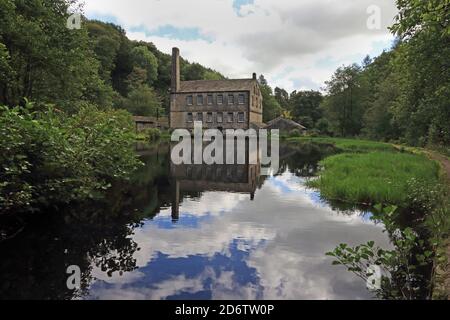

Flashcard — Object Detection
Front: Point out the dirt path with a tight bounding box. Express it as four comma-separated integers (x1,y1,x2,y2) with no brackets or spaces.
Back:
429,152,450,183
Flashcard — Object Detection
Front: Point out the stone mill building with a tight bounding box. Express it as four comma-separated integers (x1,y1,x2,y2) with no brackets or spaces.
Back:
169,48,263,131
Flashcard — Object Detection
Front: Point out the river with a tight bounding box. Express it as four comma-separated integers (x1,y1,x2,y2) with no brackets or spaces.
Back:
0,142,391,300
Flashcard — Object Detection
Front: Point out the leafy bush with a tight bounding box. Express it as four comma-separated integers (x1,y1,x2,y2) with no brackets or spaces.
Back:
289,129,301,138
144,128,161,142
0,103,141,214
306,129,321,137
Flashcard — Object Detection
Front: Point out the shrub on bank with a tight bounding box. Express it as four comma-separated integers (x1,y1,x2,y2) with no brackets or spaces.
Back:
144,128,161,142
0,103,141,214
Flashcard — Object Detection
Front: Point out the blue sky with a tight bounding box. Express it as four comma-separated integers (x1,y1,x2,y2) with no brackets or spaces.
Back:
85,0,397,92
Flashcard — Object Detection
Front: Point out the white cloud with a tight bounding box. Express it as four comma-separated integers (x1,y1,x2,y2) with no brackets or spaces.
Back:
84,0,397,92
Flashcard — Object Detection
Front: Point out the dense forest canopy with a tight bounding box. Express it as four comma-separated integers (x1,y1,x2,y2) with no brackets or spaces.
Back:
0,0,449,150
0,0,224,117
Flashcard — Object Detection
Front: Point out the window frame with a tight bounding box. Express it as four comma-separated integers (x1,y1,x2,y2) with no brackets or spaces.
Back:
238,112,245,123
186,112,193,123
227,112,234,123
186,95,193,106
238,94,245,105
197,94,204,106
228,94,235,105
207,94,214,105
206,112,213,123
217,94,224,105
216,112,223,123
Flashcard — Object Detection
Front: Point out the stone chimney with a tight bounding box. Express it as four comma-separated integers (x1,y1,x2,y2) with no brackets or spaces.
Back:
171,47,180,93
252,73,257,80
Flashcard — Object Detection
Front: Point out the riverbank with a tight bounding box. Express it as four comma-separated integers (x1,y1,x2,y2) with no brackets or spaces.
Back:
401,146,450,299
286,136,450,299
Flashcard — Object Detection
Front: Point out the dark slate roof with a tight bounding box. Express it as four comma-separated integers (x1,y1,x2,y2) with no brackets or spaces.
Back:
133,116,168,124
250,122,267,130
179,79,257,93
265,117,307,130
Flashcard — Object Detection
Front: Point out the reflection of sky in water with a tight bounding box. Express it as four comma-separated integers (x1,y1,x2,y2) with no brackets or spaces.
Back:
86,169,391,300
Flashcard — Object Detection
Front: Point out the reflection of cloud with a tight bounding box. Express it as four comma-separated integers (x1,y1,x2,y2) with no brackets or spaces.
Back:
130,219,276,267
87,169,392,300
91,274,205,300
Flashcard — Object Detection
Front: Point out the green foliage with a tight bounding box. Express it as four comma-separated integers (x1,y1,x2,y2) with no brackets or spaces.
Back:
182,62,224,81
288,129,302,138
131,46,158,86
317,0,450,150
122,85,163,117
287,137,396,153
289,90,323,125
321,64,365,137
391,0,450,38
144,128,162,142
315,118,331,136
0,103,141,214
0,0,112,110
327,224,434,299
259,75,282,122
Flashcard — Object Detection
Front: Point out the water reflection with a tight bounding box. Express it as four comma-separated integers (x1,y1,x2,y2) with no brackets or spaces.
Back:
0,143,391,300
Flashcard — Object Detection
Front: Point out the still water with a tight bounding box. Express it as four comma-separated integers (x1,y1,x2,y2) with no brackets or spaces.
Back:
0,143,391,300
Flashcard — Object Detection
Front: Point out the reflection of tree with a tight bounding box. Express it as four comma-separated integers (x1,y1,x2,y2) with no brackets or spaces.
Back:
0,144,172,300
0,202,143,299
275,141,336,177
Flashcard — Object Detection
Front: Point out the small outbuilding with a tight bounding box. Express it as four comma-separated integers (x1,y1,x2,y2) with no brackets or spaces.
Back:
133,116,169,132
265,117,307,134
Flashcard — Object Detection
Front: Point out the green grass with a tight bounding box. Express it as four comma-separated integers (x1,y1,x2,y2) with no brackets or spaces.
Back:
308,151,440,205
286,136,396,153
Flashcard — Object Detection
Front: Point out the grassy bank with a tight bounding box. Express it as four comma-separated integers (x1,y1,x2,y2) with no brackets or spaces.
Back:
287,137,441,206
307,151,440,205
286,136,396,153
292,137,449,299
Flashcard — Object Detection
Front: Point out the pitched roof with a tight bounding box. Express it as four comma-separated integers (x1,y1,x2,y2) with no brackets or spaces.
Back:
179,79,257,93
132,116,168,123
266,117,307,130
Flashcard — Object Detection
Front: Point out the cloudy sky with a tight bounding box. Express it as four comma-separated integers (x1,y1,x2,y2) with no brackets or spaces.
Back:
84,0,398,92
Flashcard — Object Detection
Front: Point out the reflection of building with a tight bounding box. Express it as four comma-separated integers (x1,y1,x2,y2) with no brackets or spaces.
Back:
169,48,264,131
170,152,261,221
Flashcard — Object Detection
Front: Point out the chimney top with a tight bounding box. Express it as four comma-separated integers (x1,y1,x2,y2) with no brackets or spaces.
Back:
171,48,180,93
252,73,257,80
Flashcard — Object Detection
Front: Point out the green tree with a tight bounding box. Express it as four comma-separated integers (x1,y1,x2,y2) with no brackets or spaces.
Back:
391,0,450,38
131,46,158,86
289,90,323,126
322,64,365,137
274,87,290,110
258,75,282,122
0,0,111,111
122,85,163,117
